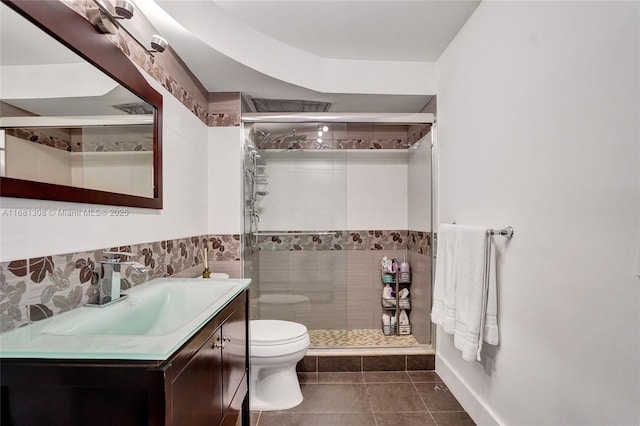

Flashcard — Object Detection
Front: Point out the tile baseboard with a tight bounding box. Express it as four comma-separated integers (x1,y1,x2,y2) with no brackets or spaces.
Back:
297,353,435,373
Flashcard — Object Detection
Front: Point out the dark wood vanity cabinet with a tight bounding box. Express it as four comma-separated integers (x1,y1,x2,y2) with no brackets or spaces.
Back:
0,289,250,426
170,294,248,426
171,328,224,425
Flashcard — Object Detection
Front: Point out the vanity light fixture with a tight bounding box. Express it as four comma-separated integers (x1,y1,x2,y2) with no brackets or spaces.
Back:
114,0,135,19
149,34,168,53
88,0,168,55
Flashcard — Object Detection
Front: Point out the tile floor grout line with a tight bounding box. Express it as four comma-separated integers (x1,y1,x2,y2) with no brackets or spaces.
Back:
364,380,380,426
411,379,439,425
289,411,378,414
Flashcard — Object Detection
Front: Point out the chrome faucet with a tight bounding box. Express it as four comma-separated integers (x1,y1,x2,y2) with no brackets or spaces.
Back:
89,252,149,306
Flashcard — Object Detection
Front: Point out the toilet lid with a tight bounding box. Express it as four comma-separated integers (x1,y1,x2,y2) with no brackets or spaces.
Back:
251,320,308,345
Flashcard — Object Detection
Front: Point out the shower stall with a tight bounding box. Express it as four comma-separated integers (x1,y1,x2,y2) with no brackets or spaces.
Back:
242,114,435,350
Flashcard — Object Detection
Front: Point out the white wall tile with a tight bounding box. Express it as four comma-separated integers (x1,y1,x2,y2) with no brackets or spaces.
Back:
208,127,243,234
259,151,410,231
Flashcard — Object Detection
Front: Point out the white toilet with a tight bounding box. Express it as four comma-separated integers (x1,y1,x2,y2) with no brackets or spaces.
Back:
249,319,310,411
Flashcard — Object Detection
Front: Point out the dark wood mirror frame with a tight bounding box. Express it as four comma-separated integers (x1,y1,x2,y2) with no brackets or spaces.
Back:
1,0,163,209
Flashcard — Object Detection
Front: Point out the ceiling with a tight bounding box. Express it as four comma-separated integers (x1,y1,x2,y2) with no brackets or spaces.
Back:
140,1,481,113
213,1,481,62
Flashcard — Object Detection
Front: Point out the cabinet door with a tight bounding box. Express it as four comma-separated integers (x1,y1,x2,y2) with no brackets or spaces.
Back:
221,304,247,413
172,329,223,426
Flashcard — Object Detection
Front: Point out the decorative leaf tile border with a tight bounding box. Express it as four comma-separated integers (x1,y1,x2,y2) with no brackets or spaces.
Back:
257,230,409,251
256,124,432,151
0,230,426,332
5,128,71,152
407,231,432,257
205,234,242,261
7,127,154,154
257,138,410,150
0,233,241,333
257,229,431,255
407,124,432,145
75,138,154,153
0,261,28,332
206,113,241,127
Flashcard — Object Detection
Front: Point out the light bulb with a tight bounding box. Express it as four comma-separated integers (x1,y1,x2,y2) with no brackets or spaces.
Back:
317,130,323,136
317,138,323,143
322,125,329,132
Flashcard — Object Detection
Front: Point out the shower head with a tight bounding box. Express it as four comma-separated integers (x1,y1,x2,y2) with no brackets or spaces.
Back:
256,129,273,144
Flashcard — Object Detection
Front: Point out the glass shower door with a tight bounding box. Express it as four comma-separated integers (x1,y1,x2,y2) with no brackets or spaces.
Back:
244,122,349,346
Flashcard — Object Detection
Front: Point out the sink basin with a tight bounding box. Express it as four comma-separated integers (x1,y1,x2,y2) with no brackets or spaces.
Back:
42,279,237,337
0,277,251,360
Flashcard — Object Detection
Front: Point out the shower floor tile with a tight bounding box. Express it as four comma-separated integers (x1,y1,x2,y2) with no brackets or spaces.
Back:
308,328,420,347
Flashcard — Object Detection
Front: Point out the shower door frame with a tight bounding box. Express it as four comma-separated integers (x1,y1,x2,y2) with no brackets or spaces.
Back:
241,112,436,348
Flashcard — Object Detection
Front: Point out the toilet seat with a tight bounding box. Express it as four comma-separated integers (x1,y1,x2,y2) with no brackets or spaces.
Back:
250,320,307,346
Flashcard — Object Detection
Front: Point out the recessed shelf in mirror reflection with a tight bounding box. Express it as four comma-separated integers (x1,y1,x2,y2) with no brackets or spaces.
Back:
0,0,163,209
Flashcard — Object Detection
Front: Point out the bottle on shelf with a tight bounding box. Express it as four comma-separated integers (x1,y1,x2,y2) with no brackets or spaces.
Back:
399,255,411,283
382,283,395,307
380,256,411,336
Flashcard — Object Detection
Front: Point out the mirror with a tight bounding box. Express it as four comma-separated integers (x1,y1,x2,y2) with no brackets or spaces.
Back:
0,0,163,208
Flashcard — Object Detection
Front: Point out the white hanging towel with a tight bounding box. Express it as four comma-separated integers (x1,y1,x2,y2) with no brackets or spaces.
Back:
431,224,499,361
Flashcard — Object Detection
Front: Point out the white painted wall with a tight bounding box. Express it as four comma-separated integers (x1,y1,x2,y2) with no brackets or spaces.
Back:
435,1,639,425
208,126,243,234
0,70,209,261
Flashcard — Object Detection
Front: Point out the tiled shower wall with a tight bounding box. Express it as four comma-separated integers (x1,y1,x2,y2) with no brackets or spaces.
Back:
248,127,434,345
256,124,431,150
0,235,240,333
255,230,432,345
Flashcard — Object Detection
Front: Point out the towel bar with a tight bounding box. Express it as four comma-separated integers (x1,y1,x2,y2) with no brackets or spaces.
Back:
487,226,514,238
254,231,335,237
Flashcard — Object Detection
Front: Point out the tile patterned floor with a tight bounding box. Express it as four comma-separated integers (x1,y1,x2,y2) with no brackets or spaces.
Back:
308,329,420,347
251,371,475,426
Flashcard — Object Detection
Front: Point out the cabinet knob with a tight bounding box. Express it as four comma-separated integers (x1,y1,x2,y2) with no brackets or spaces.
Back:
213,336,225,349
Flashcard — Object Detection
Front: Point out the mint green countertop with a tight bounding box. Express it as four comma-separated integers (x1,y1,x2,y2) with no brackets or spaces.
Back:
0,278,250,361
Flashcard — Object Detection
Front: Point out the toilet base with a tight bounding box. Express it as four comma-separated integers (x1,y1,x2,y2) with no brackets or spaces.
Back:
250,366,303,411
